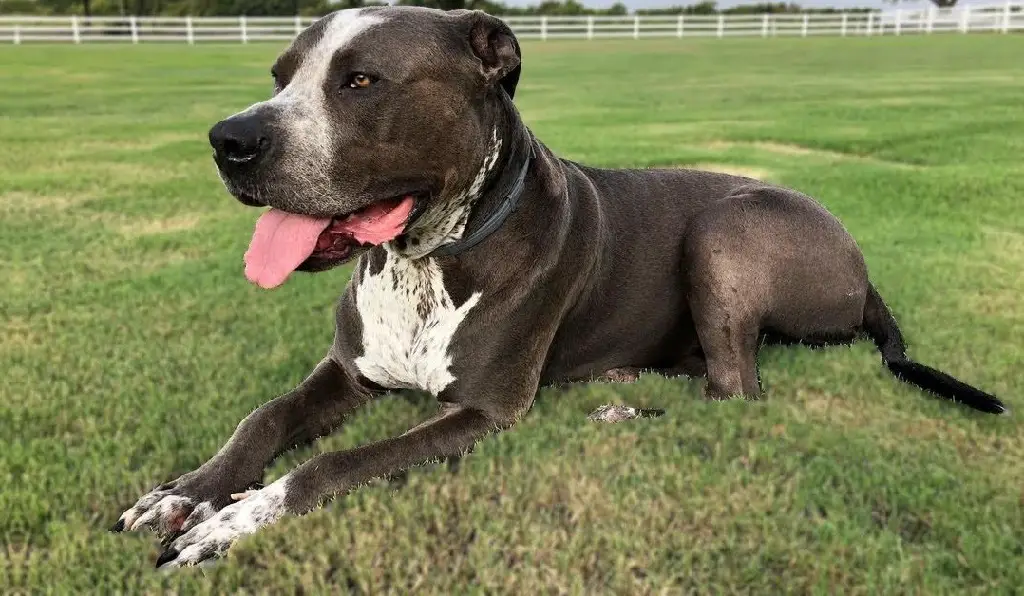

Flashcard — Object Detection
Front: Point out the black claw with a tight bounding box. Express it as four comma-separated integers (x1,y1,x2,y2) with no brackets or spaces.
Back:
160,530,185,549
155,548,180,568
637,408,666,418
110,519,125,533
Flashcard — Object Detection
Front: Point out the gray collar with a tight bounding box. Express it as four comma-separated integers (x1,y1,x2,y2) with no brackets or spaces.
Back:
428,144,535,258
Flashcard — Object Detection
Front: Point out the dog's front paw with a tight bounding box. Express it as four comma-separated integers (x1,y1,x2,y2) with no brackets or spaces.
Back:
111,470,262,540
154,477,289,569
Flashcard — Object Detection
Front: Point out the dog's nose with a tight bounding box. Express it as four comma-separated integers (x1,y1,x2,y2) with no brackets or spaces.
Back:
209,115,271,164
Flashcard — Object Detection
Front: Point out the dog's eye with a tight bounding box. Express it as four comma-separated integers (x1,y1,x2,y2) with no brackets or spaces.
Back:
346,73,374,90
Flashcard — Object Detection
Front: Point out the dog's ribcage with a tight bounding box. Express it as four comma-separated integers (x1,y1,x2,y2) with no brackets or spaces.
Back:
353,249,481,395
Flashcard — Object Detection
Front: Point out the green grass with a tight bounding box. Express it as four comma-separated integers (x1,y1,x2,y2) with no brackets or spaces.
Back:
4,34,1024,594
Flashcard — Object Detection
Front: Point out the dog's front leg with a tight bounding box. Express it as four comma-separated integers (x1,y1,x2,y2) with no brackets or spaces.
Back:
112,357,376,540
154,399,525,568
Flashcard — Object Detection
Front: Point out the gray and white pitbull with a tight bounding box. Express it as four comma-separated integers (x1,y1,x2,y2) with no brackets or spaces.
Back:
111,6,1008,568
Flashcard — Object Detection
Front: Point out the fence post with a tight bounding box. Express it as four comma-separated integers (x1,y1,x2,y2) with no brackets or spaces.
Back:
1002,0,1012,33
13,24,20,45
295,15,303,36
716,14,724,38
959,5,970,33
894,8,902,35
240,15,248,44
71,15,81,44
866,12,873,36
586,16,594,40
841,12,847,36
801,14,809,36
761,13,769,37
926,7,934,33
633,15,639,39
540,16,547,41
676,14,684,38
130,15,138,43
186,16,194,45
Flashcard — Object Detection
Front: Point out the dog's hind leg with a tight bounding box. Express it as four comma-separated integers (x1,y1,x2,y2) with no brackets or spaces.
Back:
682,187,877,400
681,213,767,399
689,296,763,400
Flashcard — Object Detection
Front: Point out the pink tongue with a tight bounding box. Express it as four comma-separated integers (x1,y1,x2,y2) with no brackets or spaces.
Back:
242,196,416,290
244,210,332,289
338,196,415,244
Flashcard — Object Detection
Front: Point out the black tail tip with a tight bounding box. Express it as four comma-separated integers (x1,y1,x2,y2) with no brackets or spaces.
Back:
886,359,1009,415
967,400,1010,416
952,394,1010,416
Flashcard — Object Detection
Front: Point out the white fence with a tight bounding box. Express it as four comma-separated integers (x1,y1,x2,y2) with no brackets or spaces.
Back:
1,3,1022,44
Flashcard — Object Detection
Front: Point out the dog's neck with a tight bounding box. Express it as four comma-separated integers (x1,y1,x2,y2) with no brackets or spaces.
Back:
391,94,533,260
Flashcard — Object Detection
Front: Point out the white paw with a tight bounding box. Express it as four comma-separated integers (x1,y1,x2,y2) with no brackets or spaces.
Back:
155,476,289,568
112,484,208,537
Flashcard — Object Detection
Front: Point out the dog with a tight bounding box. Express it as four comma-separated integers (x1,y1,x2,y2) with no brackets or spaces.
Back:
110,6,1008,568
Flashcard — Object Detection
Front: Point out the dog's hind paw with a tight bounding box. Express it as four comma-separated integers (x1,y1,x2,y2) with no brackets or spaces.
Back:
596,367,642,383
155,477,289,569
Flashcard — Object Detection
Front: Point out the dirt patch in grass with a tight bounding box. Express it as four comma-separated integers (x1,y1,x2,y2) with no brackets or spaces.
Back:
106,249,204,276
93,161,189,185
897,416,1024,485
637,121,776,137
957,227,1024,320
0,316,43,355
114,214,204,237
982,226,1024,263
701,140,921,170
751,141,818,156
702,140,814,156
1,191,95,214
788,387,879,428
958,287,1023,321
23,161,187,188
683,162,774,180
68,132,200,155
857,96,934,107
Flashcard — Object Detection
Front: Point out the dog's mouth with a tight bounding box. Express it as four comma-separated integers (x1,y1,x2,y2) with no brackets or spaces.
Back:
243,195,421,289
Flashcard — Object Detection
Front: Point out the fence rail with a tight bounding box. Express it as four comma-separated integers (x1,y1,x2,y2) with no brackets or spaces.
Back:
1,3,1022,44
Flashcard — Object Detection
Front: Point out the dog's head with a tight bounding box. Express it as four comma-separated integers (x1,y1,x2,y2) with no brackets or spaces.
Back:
208,7,522,289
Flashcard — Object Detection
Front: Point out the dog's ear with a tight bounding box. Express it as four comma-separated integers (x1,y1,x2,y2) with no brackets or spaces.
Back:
457,10,522,100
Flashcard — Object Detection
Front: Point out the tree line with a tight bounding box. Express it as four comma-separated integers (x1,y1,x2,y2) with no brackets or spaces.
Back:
0,0,945,18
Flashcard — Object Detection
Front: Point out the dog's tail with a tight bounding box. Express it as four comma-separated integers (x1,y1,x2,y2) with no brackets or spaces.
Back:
861,283,1008,415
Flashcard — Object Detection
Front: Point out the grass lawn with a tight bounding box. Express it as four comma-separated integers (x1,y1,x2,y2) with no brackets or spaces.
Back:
4,34,1024,593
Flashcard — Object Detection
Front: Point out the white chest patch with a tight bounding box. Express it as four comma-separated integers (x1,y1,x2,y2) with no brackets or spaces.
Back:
353,250,482,395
